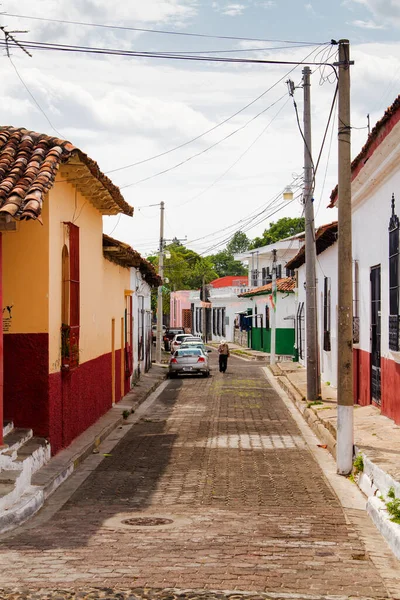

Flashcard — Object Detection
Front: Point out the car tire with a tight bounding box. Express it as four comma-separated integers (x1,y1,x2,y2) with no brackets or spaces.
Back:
169,372,177,379
202,371,210,378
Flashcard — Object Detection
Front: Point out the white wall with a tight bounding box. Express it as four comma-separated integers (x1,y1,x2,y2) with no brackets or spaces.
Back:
130,269,152,378
296,243,338,388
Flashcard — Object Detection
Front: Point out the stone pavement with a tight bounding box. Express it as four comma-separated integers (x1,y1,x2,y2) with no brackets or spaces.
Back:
0,365,167,534
0,355,398,599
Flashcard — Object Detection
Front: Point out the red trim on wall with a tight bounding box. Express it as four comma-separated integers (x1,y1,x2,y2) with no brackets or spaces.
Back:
4,333,49,437
381,357,400,425
5,331,131,455
49,349,127,454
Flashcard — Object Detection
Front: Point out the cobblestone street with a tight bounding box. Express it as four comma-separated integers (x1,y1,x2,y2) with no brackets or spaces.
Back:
0,355,397,599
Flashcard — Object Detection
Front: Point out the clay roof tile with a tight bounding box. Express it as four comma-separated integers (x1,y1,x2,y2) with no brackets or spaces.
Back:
0,126,133,221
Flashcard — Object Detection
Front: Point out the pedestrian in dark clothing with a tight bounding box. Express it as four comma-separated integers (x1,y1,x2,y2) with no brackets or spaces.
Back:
218,340,230,373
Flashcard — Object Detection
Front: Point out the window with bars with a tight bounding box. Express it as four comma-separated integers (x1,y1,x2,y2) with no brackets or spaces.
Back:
323,276,331,351
213,308,216,335
222,308,226,337
389,194,400,351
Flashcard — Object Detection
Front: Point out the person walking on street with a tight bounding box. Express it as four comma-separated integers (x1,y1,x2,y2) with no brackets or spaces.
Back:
218,339,230,373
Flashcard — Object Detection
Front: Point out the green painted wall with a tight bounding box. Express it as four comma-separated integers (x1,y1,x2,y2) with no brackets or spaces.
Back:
250,327,295,355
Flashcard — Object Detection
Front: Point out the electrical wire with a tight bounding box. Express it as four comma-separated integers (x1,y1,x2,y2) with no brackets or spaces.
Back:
174,94,291,209
0,38,337,68
4,13,329,45
7,54,64,137
41,43,328,185
120,90,291,190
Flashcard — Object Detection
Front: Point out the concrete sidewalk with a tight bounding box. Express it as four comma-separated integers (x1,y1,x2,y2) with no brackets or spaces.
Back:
268,359,400,561
0,364,167,533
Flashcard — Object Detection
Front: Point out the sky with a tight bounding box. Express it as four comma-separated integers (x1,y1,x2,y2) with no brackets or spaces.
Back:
1,0,400,257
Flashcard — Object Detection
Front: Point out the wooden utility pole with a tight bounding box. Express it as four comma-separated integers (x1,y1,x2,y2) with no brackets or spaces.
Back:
303,66,320,401
336,39,354,475
155,201,165,364
270,249,277,365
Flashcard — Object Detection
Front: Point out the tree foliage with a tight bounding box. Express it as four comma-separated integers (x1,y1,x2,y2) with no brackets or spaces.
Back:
249,217,305,249
226,230,250,254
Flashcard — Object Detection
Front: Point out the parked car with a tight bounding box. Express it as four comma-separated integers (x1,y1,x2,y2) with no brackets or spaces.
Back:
170,333,200,354
180,340,212,355
163,327,185,350
168,348,210,378
152,324,166,343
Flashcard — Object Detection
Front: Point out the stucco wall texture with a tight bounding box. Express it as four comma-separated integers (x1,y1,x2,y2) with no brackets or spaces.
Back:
2,172,132,454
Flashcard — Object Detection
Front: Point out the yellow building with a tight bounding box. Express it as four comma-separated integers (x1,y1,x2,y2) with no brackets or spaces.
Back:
0,126,152,454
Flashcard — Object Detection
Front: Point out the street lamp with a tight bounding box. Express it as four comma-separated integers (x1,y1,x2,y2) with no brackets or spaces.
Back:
283,186,294,201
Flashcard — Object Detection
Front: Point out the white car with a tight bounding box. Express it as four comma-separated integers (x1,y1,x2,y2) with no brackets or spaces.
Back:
170,333,200,353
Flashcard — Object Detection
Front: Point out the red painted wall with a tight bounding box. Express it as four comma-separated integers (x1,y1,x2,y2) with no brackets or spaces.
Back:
381,357,400,425
355,348,371,407
4,333,50,437
5,332,130,455
49,349,128,454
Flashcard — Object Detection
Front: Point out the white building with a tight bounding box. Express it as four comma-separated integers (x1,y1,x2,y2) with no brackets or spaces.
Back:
235,236,303,289
130,267,155,378
238,277,297,356
330,94,400,423
170,276,252,343
286,222,338,386
287,94,400,425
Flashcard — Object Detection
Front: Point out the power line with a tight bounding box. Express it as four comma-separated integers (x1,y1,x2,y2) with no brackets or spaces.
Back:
0,38,336,68
7,54,64,138
4,13,329,45
174,94,291,209
22,43,327,186
120,90,292,189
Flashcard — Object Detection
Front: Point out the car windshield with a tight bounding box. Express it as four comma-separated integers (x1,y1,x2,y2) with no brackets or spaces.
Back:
175,348,202,356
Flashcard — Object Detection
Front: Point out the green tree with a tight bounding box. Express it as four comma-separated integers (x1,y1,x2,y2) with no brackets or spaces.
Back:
226,230,250,255
250,217,305,249
210,249,247,278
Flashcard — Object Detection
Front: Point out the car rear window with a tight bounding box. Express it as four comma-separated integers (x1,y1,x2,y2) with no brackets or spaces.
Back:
175,348,202,356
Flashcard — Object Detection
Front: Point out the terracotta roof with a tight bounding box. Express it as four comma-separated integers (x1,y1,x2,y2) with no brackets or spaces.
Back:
103,234,161,287
0,126,133,221
239,277,296,297
285,221,338,270
329,95,400,207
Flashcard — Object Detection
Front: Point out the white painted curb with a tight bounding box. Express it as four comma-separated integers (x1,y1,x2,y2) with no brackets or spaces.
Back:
367,495,400,560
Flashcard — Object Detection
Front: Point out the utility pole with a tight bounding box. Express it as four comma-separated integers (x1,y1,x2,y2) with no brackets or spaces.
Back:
303,66,320,402
156,201,165,364
336,39,353,475
202,275,207,343
270,249,277,365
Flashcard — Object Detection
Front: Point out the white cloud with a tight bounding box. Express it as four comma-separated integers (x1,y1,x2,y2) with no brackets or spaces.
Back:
214,3,247,16
352,18,385,27
349,0,400,26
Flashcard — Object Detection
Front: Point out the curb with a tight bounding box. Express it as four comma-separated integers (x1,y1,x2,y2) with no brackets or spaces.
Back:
273,367,400,561
0,372,166,534
367,495,400,560
274,370,337,458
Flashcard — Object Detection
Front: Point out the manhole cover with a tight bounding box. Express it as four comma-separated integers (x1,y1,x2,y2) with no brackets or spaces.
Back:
122,517,173,527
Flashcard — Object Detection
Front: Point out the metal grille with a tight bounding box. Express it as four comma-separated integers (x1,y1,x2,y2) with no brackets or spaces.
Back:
389,315,400,352
353,316,360,344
